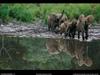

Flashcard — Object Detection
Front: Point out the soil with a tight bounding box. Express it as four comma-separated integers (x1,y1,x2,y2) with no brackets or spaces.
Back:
0,20,100,42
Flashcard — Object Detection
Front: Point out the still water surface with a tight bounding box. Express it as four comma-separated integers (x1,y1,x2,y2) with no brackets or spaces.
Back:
0,36,100,70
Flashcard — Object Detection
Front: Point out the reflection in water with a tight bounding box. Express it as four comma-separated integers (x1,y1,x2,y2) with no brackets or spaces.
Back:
46,38,93,67
46,38,64,54
0,36,34,70
0,36,100,70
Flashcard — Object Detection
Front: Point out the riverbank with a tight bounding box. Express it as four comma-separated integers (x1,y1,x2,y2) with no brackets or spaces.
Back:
0,21,100,42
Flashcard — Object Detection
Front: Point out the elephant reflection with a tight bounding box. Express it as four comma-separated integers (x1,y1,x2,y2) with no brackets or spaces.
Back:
46,38,93,67
45,38,64,54
64,40,93,67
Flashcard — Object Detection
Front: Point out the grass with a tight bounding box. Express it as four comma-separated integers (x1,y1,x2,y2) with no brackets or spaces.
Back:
0,4,100,25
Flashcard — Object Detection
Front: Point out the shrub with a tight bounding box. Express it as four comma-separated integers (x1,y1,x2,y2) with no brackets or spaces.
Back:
0,4,11,23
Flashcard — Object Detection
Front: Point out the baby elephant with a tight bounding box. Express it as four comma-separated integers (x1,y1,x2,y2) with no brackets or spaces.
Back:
67,19,77,38
64,19,77,39
57,20,70,35
57,18,77,39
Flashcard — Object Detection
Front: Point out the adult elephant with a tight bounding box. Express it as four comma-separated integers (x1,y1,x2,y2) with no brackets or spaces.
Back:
47,10,68,32
76,14,94,40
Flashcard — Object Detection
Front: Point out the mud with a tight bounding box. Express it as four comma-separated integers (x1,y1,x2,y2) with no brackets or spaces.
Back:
0,21,100,42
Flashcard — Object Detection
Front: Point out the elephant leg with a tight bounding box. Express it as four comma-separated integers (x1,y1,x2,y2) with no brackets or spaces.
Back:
84,24,89,40
78,31,80,39
82,31,85,41
72,29,76,39
64,28,70,38
65,31,70,38
48,24,51,31
51,25,55,32
85,28,88,40
69,33,72,38
68,28,72,38
64,31,68,38
72,32,75,38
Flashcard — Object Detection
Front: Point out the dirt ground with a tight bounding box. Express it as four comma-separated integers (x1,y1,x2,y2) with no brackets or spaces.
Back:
0,21,100,42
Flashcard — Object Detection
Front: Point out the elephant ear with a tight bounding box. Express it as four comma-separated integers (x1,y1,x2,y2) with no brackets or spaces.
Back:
87,15,94,23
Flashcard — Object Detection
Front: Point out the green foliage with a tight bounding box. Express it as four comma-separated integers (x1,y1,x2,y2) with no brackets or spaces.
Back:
0,4,11,23
0,4,100,24
93,5,100,23
9,4,35,22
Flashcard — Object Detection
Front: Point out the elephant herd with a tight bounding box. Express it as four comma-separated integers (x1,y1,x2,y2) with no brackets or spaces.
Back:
47,10,94,40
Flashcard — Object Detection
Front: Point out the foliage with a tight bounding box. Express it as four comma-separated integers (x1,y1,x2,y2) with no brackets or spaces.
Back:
0,4,100,24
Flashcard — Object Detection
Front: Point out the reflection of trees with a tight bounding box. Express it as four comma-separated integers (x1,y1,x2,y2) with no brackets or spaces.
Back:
0,36,31,69
46,38,93,67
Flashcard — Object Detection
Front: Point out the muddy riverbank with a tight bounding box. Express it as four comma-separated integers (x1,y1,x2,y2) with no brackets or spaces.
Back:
0,21,100,41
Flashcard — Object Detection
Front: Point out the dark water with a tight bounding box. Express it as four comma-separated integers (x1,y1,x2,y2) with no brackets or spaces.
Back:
0,35,100,70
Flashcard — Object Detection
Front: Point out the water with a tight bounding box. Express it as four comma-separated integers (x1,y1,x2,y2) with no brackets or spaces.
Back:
0,35,100,70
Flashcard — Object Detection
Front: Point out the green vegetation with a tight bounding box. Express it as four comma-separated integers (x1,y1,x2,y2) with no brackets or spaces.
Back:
0,4,100,24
